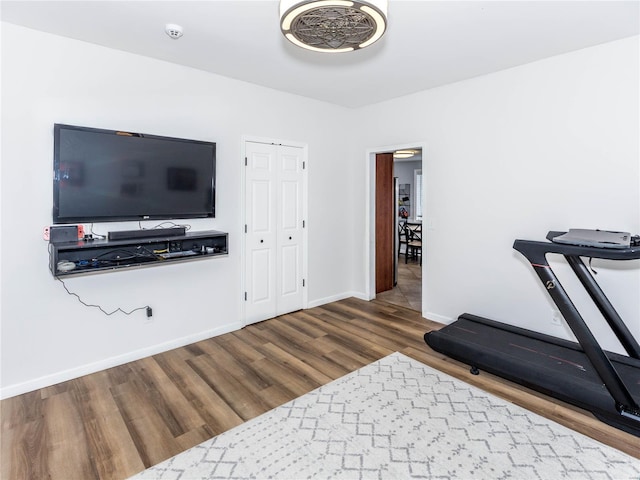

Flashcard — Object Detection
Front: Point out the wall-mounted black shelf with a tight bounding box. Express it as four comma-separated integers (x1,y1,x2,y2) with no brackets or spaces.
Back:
50,230,228,277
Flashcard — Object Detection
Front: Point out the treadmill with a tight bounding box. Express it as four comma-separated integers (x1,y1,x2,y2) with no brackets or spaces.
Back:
424,231,640,436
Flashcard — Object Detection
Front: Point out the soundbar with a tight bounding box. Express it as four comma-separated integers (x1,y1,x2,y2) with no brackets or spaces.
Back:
107,227,186,241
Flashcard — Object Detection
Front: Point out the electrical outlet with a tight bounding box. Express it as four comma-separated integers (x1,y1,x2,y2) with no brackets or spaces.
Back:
551,311,563,326
144,306,153,324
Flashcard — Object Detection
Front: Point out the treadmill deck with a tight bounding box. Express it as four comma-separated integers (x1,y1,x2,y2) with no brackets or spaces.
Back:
425,314,640,436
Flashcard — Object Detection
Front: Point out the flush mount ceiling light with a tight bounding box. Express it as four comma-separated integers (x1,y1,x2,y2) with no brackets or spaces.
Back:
393,150,417,159
280,0,388,53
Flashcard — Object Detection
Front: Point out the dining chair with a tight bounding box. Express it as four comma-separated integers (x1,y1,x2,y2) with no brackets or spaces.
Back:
398,222,409,260
406,224,422,265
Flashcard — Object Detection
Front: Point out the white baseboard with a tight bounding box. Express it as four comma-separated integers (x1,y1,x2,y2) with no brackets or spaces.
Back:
350,291,370,301
307,291,367,308
0,322,243,400
424,311,454,325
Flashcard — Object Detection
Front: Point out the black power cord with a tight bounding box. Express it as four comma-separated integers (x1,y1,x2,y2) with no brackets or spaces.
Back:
57,277,151,316
89,223,106,239
138,220,192,231
49,244,152,317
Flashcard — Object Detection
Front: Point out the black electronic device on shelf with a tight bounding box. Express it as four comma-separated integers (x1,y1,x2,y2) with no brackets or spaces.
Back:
107,227,186,241
424,230,640,436
50,230,228,277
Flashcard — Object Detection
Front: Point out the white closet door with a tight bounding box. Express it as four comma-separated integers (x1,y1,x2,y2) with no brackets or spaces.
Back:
244,141,304,325
276,145,304,316
245,143,278,324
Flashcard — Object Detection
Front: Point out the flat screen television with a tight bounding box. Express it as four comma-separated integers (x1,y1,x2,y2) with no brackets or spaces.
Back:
53,124,216,224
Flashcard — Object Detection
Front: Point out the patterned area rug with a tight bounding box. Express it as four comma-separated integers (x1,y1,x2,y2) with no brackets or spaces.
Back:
130,352,640,479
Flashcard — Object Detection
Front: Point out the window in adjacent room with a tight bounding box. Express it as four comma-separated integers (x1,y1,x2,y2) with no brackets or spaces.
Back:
414,169,423,220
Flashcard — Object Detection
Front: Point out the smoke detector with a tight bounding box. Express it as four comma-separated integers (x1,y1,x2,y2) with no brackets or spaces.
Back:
165,24,184,40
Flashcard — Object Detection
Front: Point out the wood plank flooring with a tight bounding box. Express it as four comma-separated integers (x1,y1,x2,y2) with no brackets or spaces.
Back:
2,298,638,479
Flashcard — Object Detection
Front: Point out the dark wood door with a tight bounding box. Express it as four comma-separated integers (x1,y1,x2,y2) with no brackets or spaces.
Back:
375,153,394,293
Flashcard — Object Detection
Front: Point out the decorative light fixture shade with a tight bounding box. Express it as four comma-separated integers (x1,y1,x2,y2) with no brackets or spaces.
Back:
280,0,388,53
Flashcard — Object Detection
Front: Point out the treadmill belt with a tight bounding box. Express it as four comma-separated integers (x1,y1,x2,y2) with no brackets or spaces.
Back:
425,314,640,436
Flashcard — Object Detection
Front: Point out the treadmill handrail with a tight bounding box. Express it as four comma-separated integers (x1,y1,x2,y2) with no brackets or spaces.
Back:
565,255,640,359
514,233,640,359
513,232,640,415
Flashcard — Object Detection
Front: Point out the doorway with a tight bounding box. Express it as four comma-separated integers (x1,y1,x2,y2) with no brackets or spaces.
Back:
368,145,424,313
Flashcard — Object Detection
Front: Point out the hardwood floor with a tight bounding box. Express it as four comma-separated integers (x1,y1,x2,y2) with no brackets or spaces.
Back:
2,298,638,479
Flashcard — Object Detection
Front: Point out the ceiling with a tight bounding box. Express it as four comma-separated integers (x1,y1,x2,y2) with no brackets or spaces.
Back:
1,1,638,108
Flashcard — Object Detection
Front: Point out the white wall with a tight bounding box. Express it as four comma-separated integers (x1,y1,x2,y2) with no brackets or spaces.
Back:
0,23,358,397
2,23,638,397
355,36,640,354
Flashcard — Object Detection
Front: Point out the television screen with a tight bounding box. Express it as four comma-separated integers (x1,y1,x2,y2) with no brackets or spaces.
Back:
53,124,216,223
